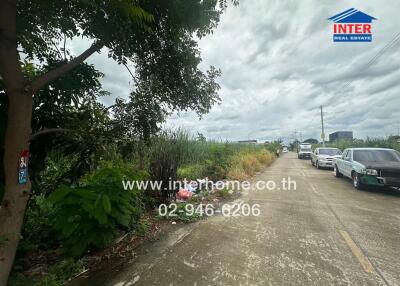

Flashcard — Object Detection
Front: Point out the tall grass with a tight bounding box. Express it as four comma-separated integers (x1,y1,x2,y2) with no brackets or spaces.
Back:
141,130,278,199
227,149,274,180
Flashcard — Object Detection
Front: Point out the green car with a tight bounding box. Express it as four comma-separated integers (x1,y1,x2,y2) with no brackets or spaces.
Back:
334,148,400,190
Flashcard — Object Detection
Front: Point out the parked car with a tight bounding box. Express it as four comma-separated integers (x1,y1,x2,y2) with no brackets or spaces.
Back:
298,143,312,159
311,147,342,169
334,148,400,189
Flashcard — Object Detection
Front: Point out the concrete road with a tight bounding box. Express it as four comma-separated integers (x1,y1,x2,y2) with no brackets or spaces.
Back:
79,152,400,286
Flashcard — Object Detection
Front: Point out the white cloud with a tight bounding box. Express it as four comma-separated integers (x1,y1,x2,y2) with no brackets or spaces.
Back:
165,0,400,142
70,1,400,142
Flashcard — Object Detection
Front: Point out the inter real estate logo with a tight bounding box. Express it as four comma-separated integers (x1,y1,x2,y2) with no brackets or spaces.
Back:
329,8,376,42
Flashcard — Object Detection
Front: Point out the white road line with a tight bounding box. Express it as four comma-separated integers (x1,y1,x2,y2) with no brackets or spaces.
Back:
309,184,318,194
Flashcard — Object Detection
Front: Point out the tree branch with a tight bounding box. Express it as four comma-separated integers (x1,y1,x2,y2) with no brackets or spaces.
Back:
105,104,117,111
63,35,66,60
0,0,25,93
49,38,63,59
123,62,135,80
29,41,103,93
29,128,73,141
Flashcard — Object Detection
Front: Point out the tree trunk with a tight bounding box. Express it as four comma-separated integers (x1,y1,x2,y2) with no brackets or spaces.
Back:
0,0,102,282
0,91,33,286
0,1,33,284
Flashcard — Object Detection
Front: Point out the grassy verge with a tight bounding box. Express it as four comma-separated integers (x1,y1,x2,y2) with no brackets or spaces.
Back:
227,149,274,180
8,130,280,286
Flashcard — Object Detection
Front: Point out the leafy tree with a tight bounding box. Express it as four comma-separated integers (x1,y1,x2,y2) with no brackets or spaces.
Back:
111,91,166,142
0,0,236,283
0,60,111,196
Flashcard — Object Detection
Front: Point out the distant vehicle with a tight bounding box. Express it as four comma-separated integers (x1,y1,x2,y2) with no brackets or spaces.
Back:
311,148,342,169
334,148,400,190
298,143,312,159
282,147,288,153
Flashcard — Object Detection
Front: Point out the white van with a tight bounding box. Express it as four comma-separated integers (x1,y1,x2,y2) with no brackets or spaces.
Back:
298,143,312,159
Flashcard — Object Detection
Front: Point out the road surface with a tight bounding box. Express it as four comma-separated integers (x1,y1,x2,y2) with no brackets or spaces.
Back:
77,152,400,286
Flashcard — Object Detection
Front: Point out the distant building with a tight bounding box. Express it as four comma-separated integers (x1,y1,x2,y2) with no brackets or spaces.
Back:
303,138,318,144
329,131,353,142
388,135,400,143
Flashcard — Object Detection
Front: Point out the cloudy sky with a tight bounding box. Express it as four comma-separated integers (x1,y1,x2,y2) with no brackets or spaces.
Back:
81,0,400,143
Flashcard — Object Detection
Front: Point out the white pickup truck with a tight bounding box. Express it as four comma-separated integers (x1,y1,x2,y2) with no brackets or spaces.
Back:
298,143,312,159
334,148,400,189
311,147,342,169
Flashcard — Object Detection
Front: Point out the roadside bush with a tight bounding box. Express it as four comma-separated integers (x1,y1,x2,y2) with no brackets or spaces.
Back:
255,149,274,164
177,164,205,180
19,195,58,253
49,161,147,257
226,166,247,181
214,187,234,199
242,154,263,175
9,259,84,286
325,138,400,151
35,259,84,286
202,143,235,179
227,149,274,180
147,130,197,199
264,141,282,154
161,203,201,223
32,151,79,196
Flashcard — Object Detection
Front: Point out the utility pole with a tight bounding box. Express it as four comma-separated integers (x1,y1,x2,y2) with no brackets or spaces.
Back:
320,105,325,147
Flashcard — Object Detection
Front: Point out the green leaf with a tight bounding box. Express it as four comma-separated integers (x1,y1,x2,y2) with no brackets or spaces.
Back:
102,195,111,213
49,186,72,204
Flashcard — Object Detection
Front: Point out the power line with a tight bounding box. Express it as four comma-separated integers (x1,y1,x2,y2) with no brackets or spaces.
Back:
341,31,400,90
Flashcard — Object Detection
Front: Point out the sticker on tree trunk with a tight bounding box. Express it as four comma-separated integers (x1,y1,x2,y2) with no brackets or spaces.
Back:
18,150,29,184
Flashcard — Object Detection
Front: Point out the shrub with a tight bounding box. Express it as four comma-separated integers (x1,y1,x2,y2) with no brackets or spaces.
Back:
9,259,84,286
166,203,201,223
19,195,58,253
325,137,400,151
215,187,234,199
32,150,81,196
147,130,198,199
49,161,147,257
202,143,234,179
255,150,273,164
177,164,205,180
227,149,274,180
226,166,247,181
37,259,84,286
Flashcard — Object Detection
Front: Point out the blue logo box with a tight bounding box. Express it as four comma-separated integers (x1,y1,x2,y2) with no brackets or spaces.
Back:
333,34,372,42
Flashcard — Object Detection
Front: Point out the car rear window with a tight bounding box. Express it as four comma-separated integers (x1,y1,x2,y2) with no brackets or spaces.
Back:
353,150,400,163
319,149,342,155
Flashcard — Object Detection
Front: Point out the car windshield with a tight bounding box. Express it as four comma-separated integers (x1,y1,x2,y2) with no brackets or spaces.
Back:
319,149,341,155
353,150,400,163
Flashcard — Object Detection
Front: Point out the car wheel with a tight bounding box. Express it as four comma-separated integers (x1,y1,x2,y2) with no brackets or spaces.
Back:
334,165,342,178
316,161,320,169
352,172,364,190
